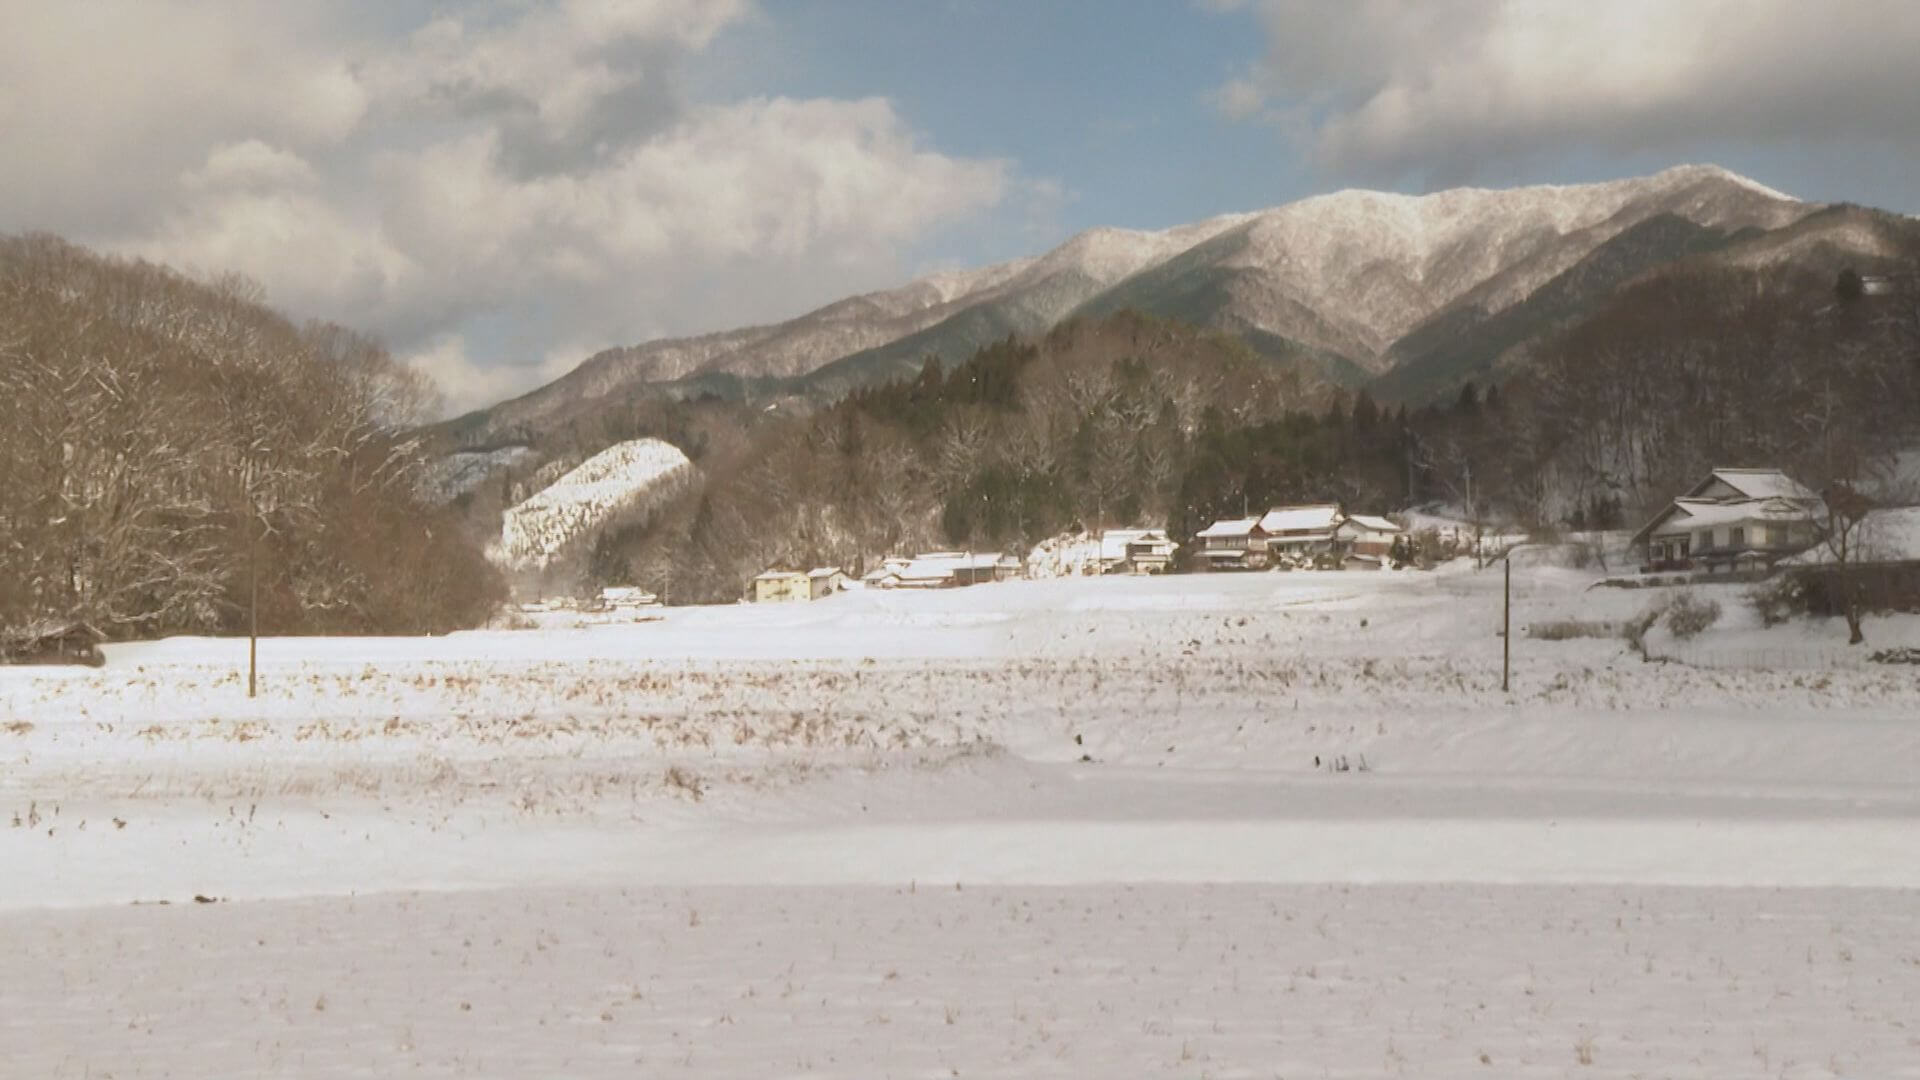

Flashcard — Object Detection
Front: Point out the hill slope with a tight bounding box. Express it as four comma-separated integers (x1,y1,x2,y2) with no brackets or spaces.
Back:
489,438,693,573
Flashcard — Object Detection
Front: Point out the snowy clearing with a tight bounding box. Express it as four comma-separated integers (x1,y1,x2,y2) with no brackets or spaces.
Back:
4,564,1919,1076
8,884,1918,1079
488,438,692,570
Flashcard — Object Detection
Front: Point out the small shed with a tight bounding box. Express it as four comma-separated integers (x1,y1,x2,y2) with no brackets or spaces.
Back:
807,567,849,599
599,586,660,609
0,620,105,667
862,557,910,589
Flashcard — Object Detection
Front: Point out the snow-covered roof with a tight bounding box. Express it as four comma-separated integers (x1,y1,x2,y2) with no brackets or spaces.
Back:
1345,514,1402,533
1097,529,1172,560
1651,496,1811,534
1196,517,1261,539
897,552,1007,581
1023,530,1174,577
1633,469,1820,546
753,569,807,582
1258,505,1341,533
918,552,1005,569
807,567,843,579
1693,468,1818,503
0,619,102,647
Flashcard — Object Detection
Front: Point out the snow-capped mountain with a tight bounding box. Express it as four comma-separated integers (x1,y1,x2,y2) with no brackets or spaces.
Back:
459,165,1825,440
488,438,693,571
1225,166,1800,352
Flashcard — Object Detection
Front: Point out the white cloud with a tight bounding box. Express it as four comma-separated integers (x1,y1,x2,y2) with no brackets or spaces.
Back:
184,141,322,192
359,94,1006,377
405,333,582,418
0,3,370,231
1216,1,1920,184
126,181,416,326
0,0,1019,416
1211,77,1266,122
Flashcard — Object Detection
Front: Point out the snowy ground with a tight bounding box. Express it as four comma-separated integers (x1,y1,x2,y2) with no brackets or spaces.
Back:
5,563,1919,1077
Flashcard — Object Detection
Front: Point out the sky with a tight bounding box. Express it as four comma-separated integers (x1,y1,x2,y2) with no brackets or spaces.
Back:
3,0,1919,415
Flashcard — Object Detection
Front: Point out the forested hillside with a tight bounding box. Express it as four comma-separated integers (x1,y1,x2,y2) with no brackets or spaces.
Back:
0,235,502,640
569,313,1323,602
491,229,1920,606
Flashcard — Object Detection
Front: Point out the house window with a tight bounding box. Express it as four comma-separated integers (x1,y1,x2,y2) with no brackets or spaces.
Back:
1697,530,1712,551
1730,526,1746,548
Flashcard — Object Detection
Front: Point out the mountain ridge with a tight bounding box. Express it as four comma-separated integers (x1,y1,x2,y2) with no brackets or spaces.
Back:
453,165,1821,444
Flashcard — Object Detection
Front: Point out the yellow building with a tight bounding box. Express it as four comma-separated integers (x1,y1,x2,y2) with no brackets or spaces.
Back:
751,570,811,603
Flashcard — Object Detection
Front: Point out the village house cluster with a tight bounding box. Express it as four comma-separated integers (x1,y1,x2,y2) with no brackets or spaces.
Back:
510,585,664,620
752,553,1021,602
1194,504,1405,571
736,470,1920,604
748,505,1408,602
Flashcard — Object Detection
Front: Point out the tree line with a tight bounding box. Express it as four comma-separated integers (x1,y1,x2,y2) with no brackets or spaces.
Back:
0,234,503,641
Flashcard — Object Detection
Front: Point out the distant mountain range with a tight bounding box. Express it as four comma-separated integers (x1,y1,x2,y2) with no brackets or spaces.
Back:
452,165,1916,446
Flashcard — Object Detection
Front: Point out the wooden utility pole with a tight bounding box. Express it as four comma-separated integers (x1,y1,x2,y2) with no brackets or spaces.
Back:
1467,463,1481,569
1502,556,1511,693
248,523,259,699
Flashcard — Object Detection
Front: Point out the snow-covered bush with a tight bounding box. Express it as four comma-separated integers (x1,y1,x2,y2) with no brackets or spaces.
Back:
1746,577,1802,628
1622,596,1672,658
1663,591,1721,640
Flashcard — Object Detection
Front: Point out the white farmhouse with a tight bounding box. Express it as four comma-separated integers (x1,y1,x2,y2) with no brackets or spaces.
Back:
1097,529,1178,574
1195,517,1269,570
1632,468,1820,573
1257,505,1343,562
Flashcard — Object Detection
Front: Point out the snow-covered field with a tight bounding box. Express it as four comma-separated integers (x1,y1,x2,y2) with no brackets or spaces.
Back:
5,564,1919,1077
